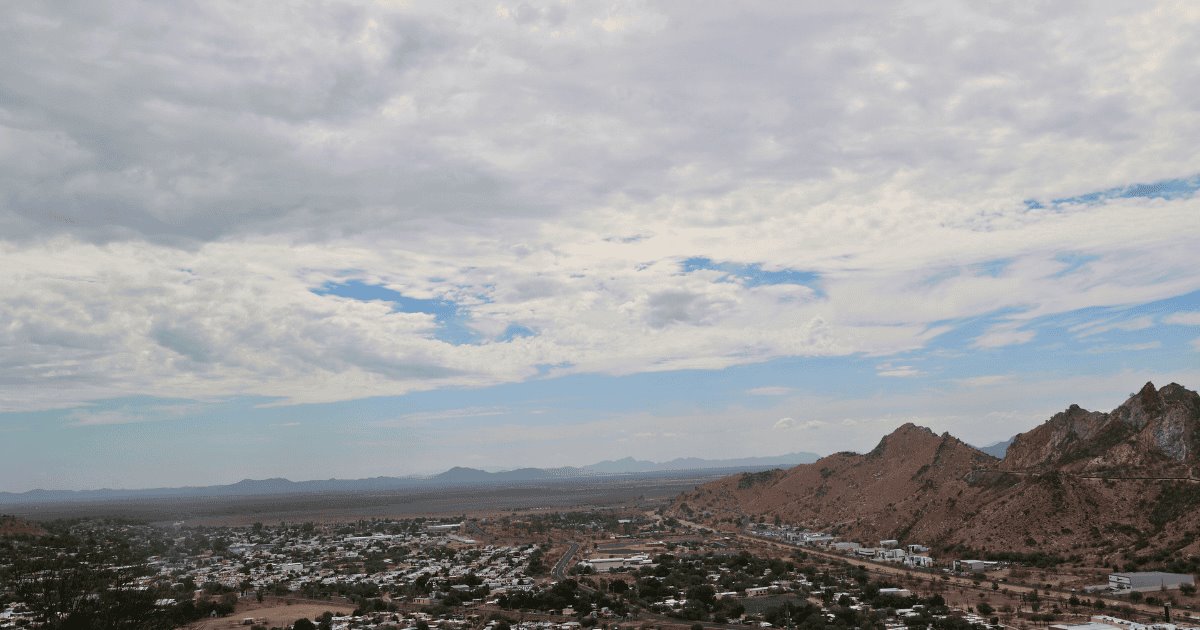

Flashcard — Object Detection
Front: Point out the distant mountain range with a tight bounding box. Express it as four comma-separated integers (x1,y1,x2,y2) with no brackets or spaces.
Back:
674,381,1200,566
975,437,1014,458
0,452,819,505
584,453,820,474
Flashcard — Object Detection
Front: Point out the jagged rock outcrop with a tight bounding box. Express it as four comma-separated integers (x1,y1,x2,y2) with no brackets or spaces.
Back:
1001,382,1200,475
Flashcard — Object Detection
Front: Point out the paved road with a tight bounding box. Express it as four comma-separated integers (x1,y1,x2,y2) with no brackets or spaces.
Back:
552,542,580,580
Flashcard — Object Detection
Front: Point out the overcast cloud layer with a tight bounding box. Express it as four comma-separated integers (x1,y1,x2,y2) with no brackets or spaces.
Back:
2,1,1199,490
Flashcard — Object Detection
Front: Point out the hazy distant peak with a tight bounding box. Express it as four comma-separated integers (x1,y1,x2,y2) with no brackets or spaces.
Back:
584,452,820,474
976,437,1014,459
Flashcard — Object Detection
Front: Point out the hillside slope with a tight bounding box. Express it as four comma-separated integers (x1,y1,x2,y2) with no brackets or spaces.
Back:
677,424,995,543
673,382,1200,569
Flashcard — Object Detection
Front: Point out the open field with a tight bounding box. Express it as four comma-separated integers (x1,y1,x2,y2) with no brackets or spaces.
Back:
2,474,725,525
179,598,354,630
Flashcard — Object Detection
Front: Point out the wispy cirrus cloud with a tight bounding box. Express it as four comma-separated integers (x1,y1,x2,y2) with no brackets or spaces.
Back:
66,403,199,427
1165,312,1200,326
774,417,824,431
973,324,1036,349
1070,316,1155,338
953,375,1016,388
372,407,510,427
747,386,795,396
876,363,923,378
1084,341,1162,354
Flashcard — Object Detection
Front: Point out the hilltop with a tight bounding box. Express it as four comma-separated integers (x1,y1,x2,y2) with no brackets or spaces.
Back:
676,424,995,543
672,382,1200,570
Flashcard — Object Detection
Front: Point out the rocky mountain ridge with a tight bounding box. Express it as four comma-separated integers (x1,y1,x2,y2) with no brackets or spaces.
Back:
1001,381,1199,475
673,382,1200,570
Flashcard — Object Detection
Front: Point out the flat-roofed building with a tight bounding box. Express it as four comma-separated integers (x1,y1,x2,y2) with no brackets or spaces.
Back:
1107,571,1195,593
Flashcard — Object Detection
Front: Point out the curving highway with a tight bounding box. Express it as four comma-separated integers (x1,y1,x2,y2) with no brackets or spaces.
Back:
552,542,580,580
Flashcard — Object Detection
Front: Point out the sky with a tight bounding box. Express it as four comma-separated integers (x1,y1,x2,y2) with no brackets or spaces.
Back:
1,1,1199,492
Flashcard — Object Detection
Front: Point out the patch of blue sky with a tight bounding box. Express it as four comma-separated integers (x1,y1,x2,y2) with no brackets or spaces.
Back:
3,359,880,488
48,296,1199,439
0,395,333,489
681,257,823,295
1027,174,1200,209
967,258,1012,277
10,289,1198,489
498,324,535,342
485,355,890,421
1033,289,1200,336
312,279,480,345
245,353,885,434
916,267,961,288
534,362,574,377
915,260,1011,289
900,289,1200,386
1050,252,1101,278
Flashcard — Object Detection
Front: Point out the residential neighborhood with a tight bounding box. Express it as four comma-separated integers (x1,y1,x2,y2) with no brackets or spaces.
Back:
3,511,1199,630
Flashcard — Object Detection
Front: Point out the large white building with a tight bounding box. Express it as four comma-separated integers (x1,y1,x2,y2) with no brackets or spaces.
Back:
1108,572,1195,593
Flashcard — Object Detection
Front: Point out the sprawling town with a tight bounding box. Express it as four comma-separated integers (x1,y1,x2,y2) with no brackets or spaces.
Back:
2,511,1198,630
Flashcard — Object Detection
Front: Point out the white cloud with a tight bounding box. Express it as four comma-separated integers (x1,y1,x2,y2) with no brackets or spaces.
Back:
1070,316,1155,337
774,417,825,431
1165,312,1200,326
0,2,1197,414
876,363,923,378
973,324,1037,349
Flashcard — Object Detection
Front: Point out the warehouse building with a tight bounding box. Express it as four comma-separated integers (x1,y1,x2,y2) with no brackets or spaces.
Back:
1107,571,1195,593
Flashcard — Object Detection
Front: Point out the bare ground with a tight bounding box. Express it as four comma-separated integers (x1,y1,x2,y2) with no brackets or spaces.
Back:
179,598,354,630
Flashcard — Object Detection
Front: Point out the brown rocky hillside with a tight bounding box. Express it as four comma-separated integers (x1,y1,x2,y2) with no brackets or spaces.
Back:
1001,381,1200,476
675,424,995,543
672,382,1200,570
